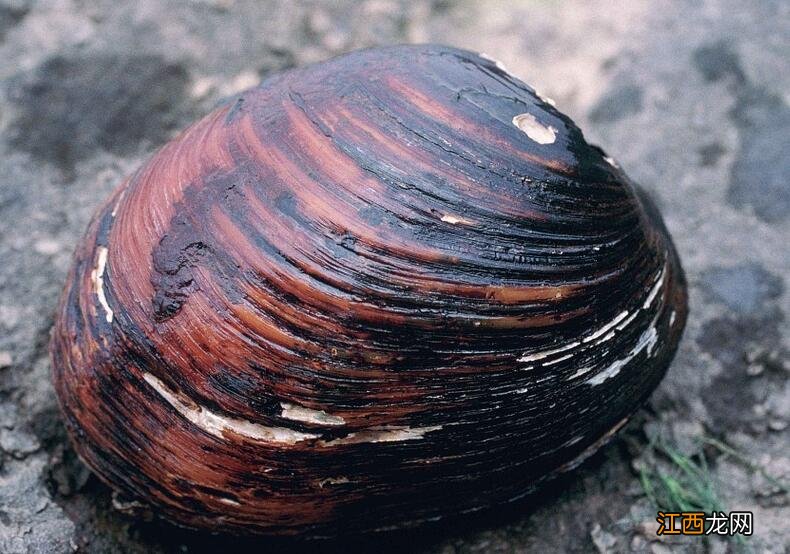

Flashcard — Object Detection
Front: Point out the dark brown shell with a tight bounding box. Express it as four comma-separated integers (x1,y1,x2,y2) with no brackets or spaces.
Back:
50,44,687,537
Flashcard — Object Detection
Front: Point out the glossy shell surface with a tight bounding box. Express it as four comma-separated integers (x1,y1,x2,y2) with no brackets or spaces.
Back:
51,44,687,536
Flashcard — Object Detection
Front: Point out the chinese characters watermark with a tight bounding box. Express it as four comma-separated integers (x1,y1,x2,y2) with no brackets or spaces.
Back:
656,511,753,536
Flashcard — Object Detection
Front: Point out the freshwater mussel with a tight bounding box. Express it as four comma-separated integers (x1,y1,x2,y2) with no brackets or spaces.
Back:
51,44,687,537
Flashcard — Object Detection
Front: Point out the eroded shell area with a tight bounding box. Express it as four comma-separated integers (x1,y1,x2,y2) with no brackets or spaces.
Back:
51,44,687,536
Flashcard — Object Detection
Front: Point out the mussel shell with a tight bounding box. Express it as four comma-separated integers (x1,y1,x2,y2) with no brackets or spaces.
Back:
50,44,687,536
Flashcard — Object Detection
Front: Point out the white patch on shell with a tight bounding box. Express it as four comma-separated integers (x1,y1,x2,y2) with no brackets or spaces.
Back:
582,310,630,344
280,402,345,426
587,351,636,386
111,189,126,218
562,435,584,447
616,310,640,332
535,89,557,107
642,268,666,309
91,246,113,323
440,213,474,225
478,52,510,74
316,477,350,488
604,156,620,169
543,353,575,366
585,267,666,386
669,310,676,326
520,310,624,366
143,373,319,445
320,425,442,446
512,113,557,144
584,328,661,386
585,354,630,386
518,341,580,363
569,364,594,380
520,263,668,372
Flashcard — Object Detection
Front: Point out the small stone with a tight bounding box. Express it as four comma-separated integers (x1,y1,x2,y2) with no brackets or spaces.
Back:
0,351,12,368
637,520,663,541
746,363,764,376
307,9,332,34
590,523,618,553
219,70,259,97
33,238,61,255
190,76,215,99
0,428,40,458
767,418,787,431
0,305,21,329
322,30,346,51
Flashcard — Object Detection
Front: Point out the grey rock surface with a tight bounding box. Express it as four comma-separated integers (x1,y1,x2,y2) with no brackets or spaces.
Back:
0,0,787,552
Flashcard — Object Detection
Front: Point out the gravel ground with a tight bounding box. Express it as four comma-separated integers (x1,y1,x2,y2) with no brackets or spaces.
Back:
0,1,787,552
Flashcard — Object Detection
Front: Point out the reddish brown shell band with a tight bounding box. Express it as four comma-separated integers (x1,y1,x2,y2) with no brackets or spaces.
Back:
51,44,687,536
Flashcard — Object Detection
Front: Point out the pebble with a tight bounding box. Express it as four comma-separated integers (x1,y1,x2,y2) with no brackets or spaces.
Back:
34,238,61,255
590,523,618,553
768,418,787,431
